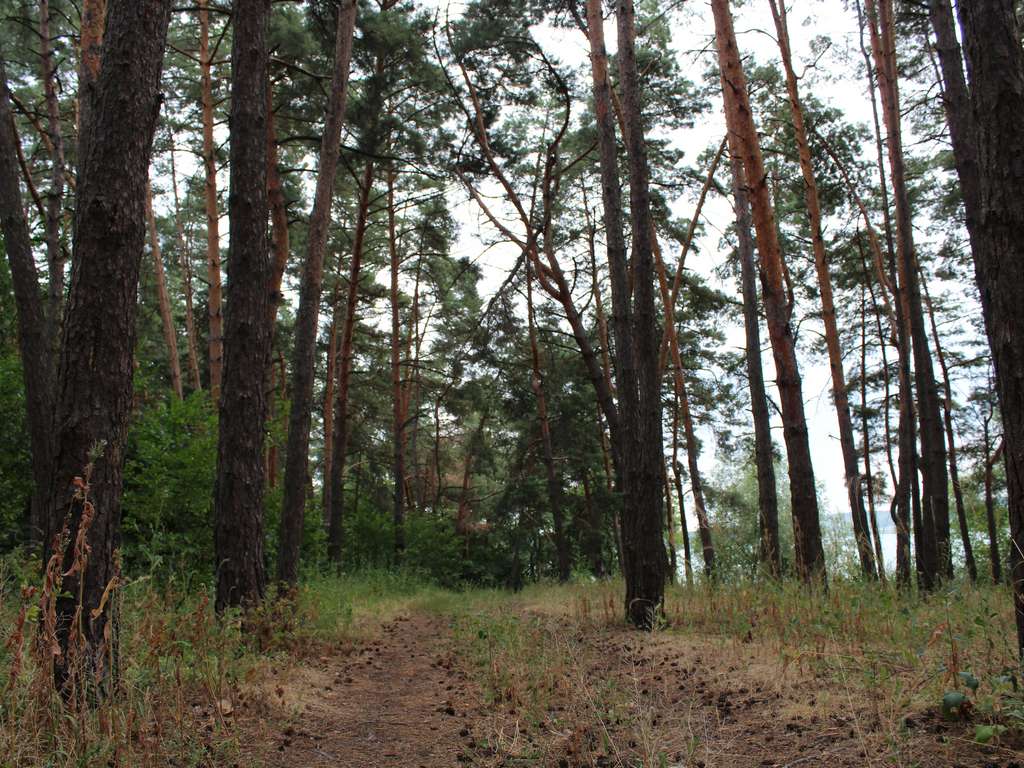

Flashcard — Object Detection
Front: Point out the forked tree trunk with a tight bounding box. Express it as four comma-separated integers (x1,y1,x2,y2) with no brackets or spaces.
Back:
768,0,875,578
214,0,271,612
614,0,667,627
958,0,1024,655
278,0,356,585
730,151,781,578
0,62,55,551
47,0,173,688
327,159,374,565
199,0,224,401
146,180,184,400
711,0,825,582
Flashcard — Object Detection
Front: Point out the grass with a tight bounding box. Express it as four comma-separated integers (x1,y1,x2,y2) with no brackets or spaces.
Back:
0,556,452,768
1,557,1021,767
440,578,1024,765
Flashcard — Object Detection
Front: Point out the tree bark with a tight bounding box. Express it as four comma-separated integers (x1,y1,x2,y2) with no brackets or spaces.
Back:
982,401,1002,584
712,0,825,582
613,0,667,627
656,249,715,579
921,273,977,581
327,159,374,565
730,150,781,578
214,0,271,612
957,0,1024,656
865,0,950,587
168,142,203,392
0,61,55,550
199,0,224,401
76,0,106,138
47,0,172,689
526,257,569,581
768,0,875,578
386,167,408,558
277,0,357,585
40,0,66,360
146,180,184,400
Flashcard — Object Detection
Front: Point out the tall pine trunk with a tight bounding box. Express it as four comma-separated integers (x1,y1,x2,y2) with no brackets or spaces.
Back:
47,0,173,688
386,167,409,558
199,0,224,401
146,180,184,400
214,0,271,612
39,0,66,362
277,0,356,585
730,150,781,578
865,0,950,586
169,142,202,392
712,0,825,581
0,62,55,551
327,159,374,564
769,0,875,578
654,246,716,577
957,0,1024,658
615,0,667,625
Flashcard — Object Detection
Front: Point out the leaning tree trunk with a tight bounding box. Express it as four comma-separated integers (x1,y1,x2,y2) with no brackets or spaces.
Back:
214,0,271,612
277,0,357,585
526,257,570,581
712,0,825,582
146,180,184,400
769,0,875,578
654,247,715,577
0,63,55,552
957,0,1024,659
46,0,172,691
615,0,667,626
730,150,781,578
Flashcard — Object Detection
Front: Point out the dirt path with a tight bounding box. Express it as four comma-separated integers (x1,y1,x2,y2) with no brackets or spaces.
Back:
244,614,484,768
236,608,1023,767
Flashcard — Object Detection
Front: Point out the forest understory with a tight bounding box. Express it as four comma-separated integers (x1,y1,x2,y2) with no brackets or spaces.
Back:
237,584,1024,768
4,571,1021,768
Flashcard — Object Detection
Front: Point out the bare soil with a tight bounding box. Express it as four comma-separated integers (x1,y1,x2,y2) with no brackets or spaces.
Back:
234,610,1024,767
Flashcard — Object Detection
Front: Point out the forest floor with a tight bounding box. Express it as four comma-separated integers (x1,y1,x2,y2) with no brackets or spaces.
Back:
229,581,1024,768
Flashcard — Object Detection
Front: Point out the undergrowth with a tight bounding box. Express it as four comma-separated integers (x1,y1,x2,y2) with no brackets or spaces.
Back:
0,558,447,768
2,561,1021,767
